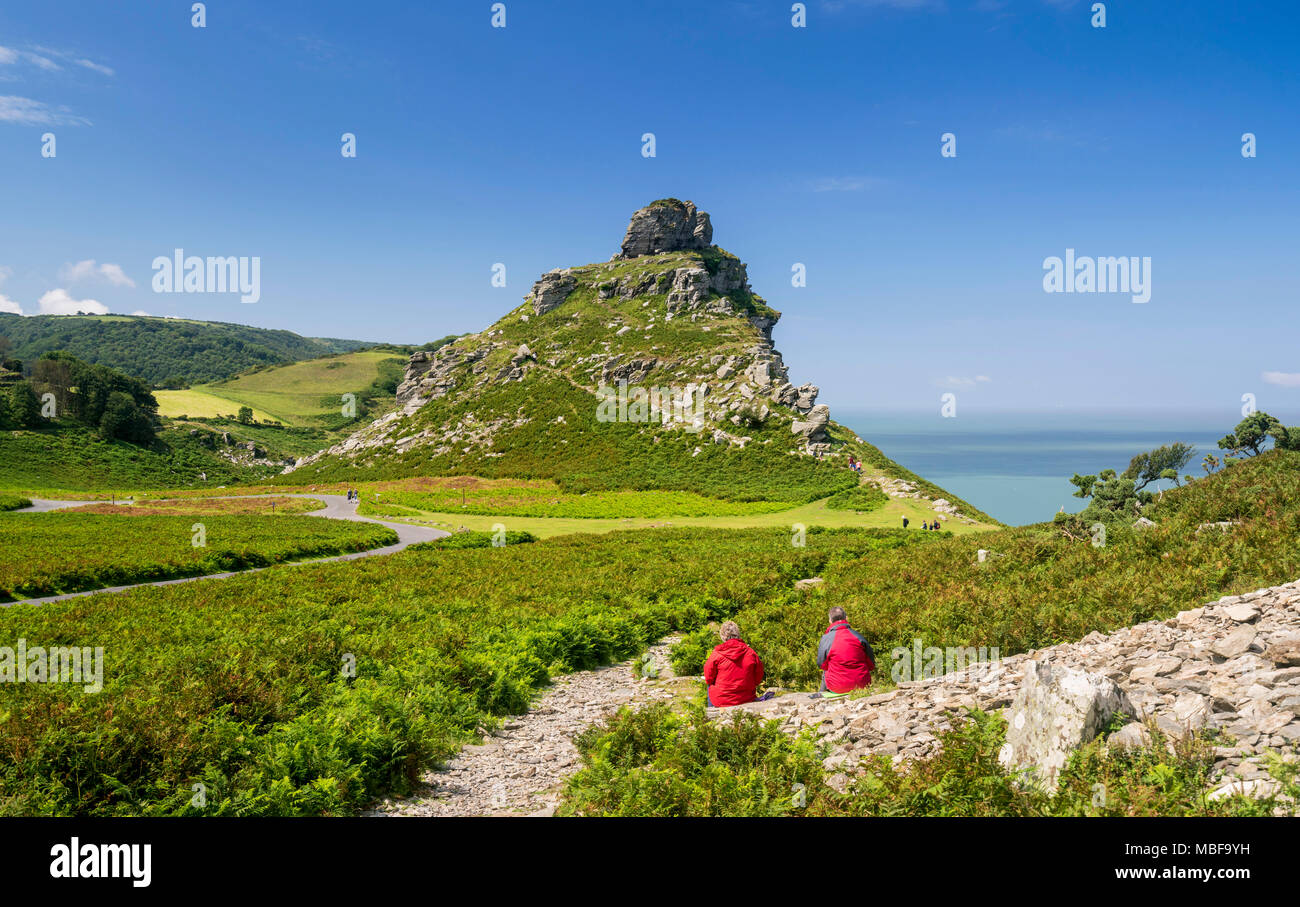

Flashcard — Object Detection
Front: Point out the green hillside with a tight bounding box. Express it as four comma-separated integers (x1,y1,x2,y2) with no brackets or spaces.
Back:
285,200,998,525
156,349,408,427
0,313,372,386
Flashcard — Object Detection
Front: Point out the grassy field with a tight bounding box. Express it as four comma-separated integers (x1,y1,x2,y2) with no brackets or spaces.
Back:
155,350,406,426
71,497,325,516
0,512,395,600
359,491,987,538
1,452,1295,816
0,426,280,493
0,526,891,815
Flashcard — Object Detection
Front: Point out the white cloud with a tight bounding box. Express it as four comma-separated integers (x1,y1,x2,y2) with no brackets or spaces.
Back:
0,46,17,65
0,265,11,285
0,95,90,126
1262,371,1300,388
0,294,22,315
59,259,135,287
75,58,114,76
130,310,151,316
23,51,60,72
37,288,108,316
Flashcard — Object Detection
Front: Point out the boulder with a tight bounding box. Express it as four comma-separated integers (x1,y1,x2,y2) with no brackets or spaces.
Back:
619,199,712,258
527,269,577,316
998,659,1134,792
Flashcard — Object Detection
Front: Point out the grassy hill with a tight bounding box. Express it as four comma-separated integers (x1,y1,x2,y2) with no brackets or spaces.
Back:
284,201,998,525
156,350,408,427
0,313,372,386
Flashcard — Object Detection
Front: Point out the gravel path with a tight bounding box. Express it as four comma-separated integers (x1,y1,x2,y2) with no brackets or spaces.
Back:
368,637,689,817
5,494,448,606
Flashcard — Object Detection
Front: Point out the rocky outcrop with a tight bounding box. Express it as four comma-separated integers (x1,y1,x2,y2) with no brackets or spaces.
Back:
527,269,577,316
719,579,1300,801
619,199,712,258
998,661,1134,791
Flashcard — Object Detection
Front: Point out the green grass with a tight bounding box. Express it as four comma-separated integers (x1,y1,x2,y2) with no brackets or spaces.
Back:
0,495,31,512
0,512,395,600
357,490,989,539
673,449,1300,691
0,526,898,815
156,350,407,427
0,425,279,494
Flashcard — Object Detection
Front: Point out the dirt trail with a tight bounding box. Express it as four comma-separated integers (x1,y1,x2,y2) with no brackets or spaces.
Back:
368,637,690,817
6,494,448,607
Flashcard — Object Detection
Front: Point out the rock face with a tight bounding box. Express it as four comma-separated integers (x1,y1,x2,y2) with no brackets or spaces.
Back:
619,199,712,259
527,269,577,316
998,660,1134,791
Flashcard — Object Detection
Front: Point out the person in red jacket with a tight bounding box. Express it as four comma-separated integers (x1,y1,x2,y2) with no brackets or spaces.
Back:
703,622,766,707
815,606,875,697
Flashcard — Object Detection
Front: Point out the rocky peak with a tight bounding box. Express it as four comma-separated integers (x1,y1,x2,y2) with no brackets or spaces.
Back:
619,199,713,259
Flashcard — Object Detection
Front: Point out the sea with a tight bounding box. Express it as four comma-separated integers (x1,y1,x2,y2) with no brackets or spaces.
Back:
834,409,1236,527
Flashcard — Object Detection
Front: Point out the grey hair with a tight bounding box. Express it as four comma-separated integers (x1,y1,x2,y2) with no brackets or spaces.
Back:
828,606,847,623
719,621,741,641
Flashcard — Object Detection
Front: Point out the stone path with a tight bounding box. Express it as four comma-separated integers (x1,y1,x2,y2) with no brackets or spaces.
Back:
6,494,448,607
367,637,689,817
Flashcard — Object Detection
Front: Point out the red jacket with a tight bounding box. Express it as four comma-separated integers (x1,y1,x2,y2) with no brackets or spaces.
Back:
703,638,765,706
817,620,875,694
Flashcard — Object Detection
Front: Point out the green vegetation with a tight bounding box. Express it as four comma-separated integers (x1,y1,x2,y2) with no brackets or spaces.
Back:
72,497,325,516
0,313,369,386
559,706,1283,817
824,483,889,513
155,350,408,428
0,527,893,815
410,529,537,550
356,477,793,519
0,512,396,600
673,449,1300,691
0,494,31,512
1219,411,1300,457
283,375,859,504
0,424,278,493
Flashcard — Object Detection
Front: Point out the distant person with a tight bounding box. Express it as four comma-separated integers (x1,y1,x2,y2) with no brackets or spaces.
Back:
902,517,909,529
813,606,875,698
921,521,929,531
703,622,770,707
932,519,941,531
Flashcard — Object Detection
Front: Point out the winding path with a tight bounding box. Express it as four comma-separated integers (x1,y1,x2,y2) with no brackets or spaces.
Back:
5,494,448,607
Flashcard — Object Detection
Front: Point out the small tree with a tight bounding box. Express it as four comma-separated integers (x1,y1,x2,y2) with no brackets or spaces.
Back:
99,392,156,444
1124,442,1195,491
1219,412,1281,457
1202,453,1220,475
7,381,43,428
237,405,254,425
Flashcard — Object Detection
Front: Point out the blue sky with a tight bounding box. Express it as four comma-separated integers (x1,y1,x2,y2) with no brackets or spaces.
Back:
1,0,1296,420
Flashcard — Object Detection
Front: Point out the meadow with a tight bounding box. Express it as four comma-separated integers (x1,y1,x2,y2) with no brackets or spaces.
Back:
0,527,903,815
155,350,407,428
0,512,394,600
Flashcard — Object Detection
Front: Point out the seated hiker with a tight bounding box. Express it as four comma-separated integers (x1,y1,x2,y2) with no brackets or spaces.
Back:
703,621,770,707
902,516,909,529
814,606,875,698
